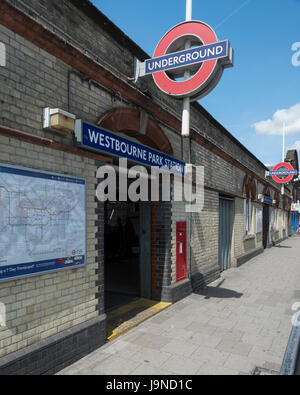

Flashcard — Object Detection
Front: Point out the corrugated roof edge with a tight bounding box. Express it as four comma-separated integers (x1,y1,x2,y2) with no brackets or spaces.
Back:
70,0,268,171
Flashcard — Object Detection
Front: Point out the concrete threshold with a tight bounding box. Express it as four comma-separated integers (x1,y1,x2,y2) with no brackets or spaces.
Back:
107,298,172,342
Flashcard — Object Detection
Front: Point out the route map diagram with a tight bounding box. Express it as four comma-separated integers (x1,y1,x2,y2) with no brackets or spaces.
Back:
0,165,86,281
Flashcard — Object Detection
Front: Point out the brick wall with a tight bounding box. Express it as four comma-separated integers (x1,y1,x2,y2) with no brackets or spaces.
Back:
0,134,101,359
190,190,220,286
0,23,116,144
151,202,172,300
233,198,262,258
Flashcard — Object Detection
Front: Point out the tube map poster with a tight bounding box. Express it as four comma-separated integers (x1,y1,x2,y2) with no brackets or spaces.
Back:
0,164,86,282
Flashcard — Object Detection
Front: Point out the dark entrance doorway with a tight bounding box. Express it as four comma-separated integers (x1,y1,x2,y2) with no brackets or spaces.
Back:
218,197,233,272
104,201,151,312
263,205,270,249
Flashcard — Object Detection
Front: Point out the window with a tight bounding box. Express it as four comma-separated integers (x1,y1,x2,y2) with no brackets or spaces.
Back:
256,208,262,233
248,198,252,233
244,197,253,236
243,175,256,237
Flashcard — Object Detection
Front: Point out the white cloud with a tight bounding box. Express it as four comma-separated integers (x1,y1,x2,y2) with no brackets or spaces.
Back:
252,103,300,135
289,140,300,151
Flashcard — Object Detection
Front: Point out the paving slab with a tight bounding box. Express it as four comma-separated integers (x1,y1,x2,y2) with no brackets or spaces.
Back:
190,345,230,366
130,348,172,367
196,362,240,375
161,340,200,357
160,354,201,375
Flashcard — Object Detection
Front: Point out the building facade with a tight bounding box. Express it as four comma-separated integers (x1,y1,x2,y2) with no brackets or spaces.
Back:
0,0,298,375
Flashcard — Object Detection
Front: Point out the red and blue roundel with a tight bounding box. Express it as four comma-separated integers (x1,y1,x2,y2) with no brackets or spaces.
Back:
271,162,297,184
150,21,233,101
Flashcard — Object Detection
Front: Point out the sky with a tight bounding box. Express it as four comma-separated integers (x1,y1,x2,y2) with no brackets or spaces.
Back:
91,0,300,166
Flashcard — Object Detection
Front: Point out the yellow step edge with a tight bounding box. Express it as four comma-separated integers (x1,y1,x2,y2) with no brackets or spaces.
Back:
107,299,172,342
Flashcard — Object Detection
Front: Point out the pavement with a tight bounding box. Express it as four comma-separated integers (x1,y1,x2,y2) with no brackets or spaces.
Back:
58,235,300,375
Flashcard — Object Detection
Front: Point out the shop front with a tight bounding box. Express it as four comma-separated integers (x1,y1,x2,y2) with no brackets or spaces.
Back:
291,205,300,234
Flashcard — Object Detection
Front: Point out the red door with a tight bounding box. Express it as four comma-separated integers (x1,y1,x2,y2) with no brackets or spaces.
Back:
176,222,187,282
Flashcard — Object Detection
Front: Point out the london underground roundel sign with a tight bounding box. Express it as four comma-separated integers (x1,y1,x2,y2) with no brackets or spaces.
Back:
137,21,234,101
269,162,297,184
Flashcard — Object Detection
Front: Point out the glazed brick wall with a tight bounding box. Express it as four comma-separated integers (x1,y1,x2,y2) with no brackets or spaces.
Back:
191,139,245,197
94,188,105,316
0,315,106,375
0,134,100,359
0,22,123,145
151,202,173,301
7,0,136,78
190,189,220,279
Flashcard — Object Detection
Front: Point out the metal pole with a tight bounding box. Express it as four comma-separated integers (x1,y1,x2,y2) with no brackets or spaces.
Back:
282,122,286,162
183,0,193,280
182,0,192,137
282,122,286,195
182,98,190,137
186,0,192,21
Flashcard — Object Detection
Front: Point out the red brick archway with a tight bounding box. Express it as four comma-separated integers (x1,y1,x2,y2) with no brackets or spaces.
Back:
243,175,257,200
263,186,271,198
97,108,174,156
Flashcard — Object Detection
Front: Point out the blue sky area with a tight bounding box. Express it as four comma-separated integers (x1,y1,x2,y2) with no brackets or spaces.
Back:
91,0,300,166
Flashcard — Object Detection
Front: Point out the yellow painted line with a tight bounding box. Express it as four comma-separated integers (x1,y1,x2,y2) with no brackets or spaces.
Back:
107,298,172,342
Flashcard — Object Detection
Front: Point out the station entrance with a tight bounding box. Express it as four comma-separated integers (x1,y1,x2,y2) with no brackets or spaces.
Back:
104,201,151,312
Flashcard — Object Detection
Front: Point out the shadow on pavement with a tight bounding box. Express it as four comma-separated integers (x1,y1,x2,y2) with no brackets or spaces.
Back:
195,280,243,300
273,245,292,248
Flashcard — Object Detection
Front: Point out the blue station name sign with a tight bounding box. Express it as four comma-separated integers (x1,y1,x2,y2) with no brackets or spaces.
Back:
267,170,298,176
262,196,273,205
75,120,185,175
145,40,229,75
